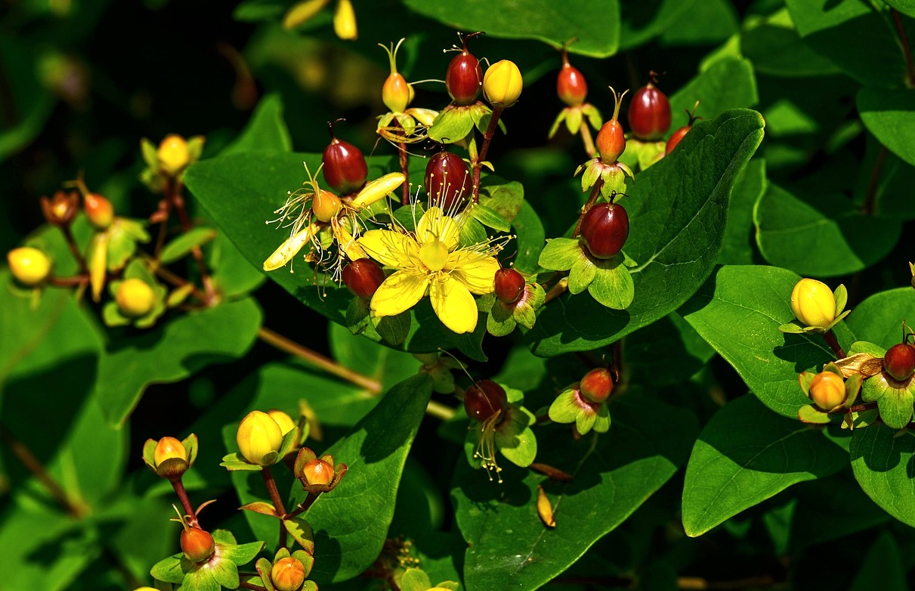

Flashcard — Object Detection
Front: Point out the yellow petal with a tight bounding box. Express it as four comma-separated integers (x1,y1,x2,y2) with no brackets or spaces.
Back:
371,270,428,317
333,0,357,40
430,276,478,334
447,251,500,294
332,222,366,260
416,206,460,251
282,0,331,30
357,229,418,268
263,224,318,271
350,172,404,208
88,232,109,302
407,108,439,127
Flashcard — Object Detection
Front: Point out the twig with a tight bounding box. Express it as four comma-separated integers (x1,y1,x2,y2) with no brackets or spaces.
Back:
892,9,915,87
261,467,287,549
48,275,89,288
257,327,382,394
849,402,877,413
822,330,846,359
239,582,268,591
149,260,209,304
167,179,216,304
861,145,888,215
60,225,88,274
580,121,597,158
287,492,320,519
573,178,604,237
471,106,505,203
172,479,199,528
425,400,456,420
544,278,568,304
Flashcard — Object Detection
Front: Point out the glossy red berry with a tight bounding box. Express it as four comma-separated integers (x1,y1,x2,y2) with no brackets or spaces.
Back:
579,368,613,403
424,151,471,210
628,73,671,141
464,380,508,423
180,528,215,563
580,202,629,260
665,102,701,155
596,87,628,164
446,33,483,106
557,43,587,107
342,259,386,299
494,268,526,304
322,120,368,195
884,343,915,382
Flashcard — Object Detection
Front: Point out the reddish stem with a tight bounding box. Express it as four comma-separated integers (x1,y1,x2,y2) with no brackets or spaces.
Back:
849,402,877,413
167,179,215,304
48,275,89,287
822,330,846,359
892,9,915,87
573,178,604,237
287,492,320,519
471,106,505,203
261,467,288,549
60,225,88,274
398,141,410,206
172,479,199,528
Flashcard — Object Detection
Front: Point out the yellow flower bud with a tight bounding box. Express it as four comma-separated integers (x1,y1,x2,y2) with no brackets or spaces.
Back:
312,189,342,222
483,60,523,107
268,409,297,435
272,557,307,591
809,371,846,411
154,436,188,466
116,278,157,318
7,247,51,286
158,134,191,176
790,278,835,329
237,410,284,465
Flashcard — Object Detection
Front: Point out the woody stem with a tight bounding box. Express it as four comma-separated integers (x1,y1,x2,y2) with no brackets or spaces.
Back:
471,106,504,203
822,330,846,359
261,466,288,548
172,479,199,527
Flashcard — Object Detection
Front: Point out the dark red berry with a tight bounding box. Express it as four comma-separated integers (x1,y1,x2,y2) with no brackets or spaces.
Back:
425,151,471,210
322,121,368,195
665,125,690,154
494,268,526,304
446,35,483,106
884,343,915,382
628,74,671,141
580,202,629,260
181,528,215,563
579,368,613,403
342,259,386,299
464,380,508,423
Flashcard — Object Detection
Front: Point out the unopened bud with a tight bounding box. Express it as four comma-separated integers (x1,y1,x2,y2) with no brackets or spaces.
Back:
154,436,188,466
116,279,156,318
808,371,846,411
302,458,335,486
180,527,215,563
483,60,523,108
7,247,51,287
790,279,836,329
272,557,307,591
84,193,114,229
158,135,191,176
237,410,284,465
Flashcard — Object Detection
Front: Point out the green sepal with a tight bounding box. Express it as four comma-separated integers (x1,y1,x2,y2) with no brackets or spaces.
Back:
437,582,460,591
292,549,315,577
209,558,240,589
822,362,843,378
599,164,629,197
469,203,511,232
142,439,157,470
141,137,159,169
798,404,832,424
876,386,915,429
301,581,318,591
588,256,635,310
273,547,291,561
401,568,433,591
627,138,666,170
834,283,848,317
183,433,199,467
212,529,237,545
842,373,864,409
181,568,220,591
549,110,567,139
239,501,278,517
576,406,597,434
220,453,264,471
166,283,196,308
581,103,602,129
487,299,517,337
513,300,537,330
579,158,601,192
778,321,806,334
592,402,611,433
277,426,299,461
548,388,580,424
476,109,507,135
372,311,411,345
107,218,151,271
284,515,316,554
538,237,582,271
798,371,815,397
219,539,265,565
429,107,475,143
255,558,276,591
346,296,371,335
395,112,416,136
150,553,185,584
495,405,537,467
569,254,597,294
565,107,583,135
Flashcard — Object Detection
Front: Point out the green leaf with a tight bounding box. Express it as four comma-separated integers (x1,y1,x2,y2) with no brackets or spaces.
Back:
209,232,266,298
858,87,915,170
151,554,186,584
160,227,218,264
681,395,846,537
720,159,766,265
97,297,263,427
452,392,697,591
786,0,913,88
849,530,907,591
846,288,915,349
619,0,700,49
884,0,915,18
222,93,293,155
401,0,621,58
480,178,524,223
428,107,476,144
0,36,55,163
210,558,240,589
740,8,842,77
529,109,765,355
511,201,546,274
754,183,901,276
850,425,915,528
625,312,715,387
469,203,511,232
681,265,854,418
669,58,758,123
328,322,418,392
538,237,582,272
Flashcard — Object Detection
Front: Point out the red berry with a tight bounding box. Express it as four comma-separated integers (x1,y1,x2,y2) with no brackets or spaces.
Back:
446,35,483,106
424,151,471,210
494,268,525,304
665,125,690,154
580,202,629,260
596,120,626,163
884,344,915,382
322,121,368,195
464,380,508,423
628,74,671,141
180,528,215,563
557,64,587,107
579,368,613,403
342,259,386,299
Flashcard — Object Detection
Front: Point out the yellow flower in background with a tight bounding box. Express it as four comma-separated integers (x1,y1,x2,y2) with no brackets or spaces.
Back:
357,207,502,334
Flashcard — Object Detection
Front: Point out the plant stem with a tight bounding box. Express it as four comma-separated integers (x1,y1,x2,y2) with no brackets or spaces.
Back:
239,582,268,591
849,402,877,413
149,259,209,304
861,145,888,215
471,106,504,203
822,330,846,359
610,340,623,384
257,326,382,394
579,121,597,158
543,278,568,304
287,492,320,519
167,179,216,304
60,225,88,274
261,466,288,549
398,140,410,206
573,178,605,237
171,479,199,527
0,421,87,518
892,9,915,87
425,400,456,421
48,274,89,287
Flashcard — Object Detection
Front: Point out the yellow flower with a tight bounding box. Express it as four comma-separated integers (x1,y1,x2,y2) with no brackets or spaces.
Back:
357,207,502,334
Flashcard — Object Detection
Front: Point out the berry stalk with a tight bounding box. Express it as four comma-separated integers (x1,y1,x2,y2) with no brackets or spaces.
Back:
471,106,505,203
171,479,199,528
579,123,597,159
573,177,605,237
260,466,288,549
822,330,846,359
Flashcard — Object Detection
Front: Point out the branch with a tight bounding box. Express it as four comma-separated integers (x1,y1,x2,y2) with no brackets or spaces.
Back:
471,106,504,203
261,466,288,549
172,479,199,528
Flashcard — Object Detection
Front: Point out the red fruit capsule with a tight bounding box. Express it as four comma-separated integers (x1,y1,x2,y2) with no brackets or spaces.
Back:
579,368,613,403
557,41,587,107
322,121,368,195
580,202,629,260
446,33,483,106
494,268,526,304
596,87,628,164
666,102,701,155
464,380,508,423
342,259,386,299
181,528,215,563
884,343,915,382
424,151,471,210
628,72,671,141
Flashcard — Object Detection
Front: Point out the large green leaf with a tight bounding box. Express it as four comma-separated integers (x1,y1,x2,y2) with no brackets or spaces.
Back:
846,287,915,349
884,0,915,18
452,392,697,591
681,395,846,537
681,265,854,418
740,8,841,78
619,0,699,49
754,183,901,276
850,425,915,528
848,531,907,591
858,87,915,169
529,109,765,355
0,35,55,163
97,298,263,427
222,93,293,155
719,158,766,265
625,312,715,387
328,322,418,392
668,58,758,124
401,0,621,58
785,0,913,88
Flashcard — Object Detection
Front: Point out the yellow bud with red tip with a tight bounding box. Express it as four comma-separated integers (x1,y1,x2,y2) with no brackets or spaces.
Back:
154,436,188,466
237,410,284,465
302,458,335,486
790,278,836,329
180,527,215,563
84,193,114,229
8,247,51,286
483,60,523,108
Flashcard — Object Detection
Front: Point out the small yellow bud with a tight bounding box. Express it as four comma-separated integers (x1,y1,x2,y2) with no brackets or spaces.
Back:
809,371,846,411
272,556,307,591
7,247,51,286
154,436,188,466
790,278,836,329
483,60,523,108
84,193,114,229
302,458,335,486
158,134,191,176
268,409,297,435
312,189,342,222
237,410,284,465
333,0,357,40
116,279,156,318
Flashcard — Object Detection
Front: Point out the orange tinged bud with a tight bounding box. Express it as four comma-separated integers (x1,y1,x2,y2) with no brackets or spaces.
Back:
302,458,335,486
272,557,307,591
158,134,191,176
312,189,342,222
116,278,156,318
84,193,114,229
382,73,411,113
8,247,51,286
154,437,187,466
809,371,846,411
180,527,215,563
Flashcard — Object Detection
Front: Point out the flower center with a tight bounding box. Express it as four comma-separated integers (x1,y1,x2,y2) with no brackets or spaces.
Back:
420,237,449,272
